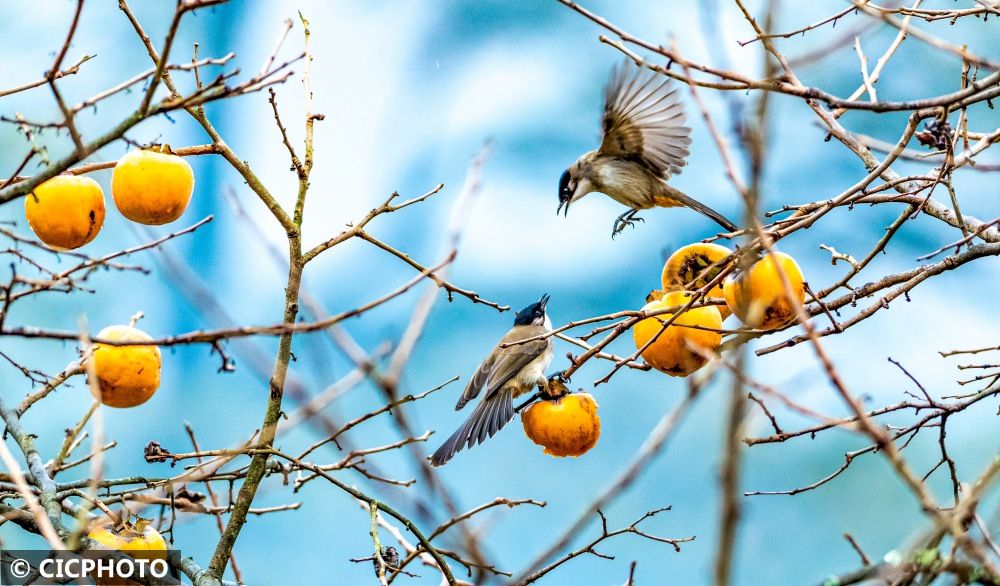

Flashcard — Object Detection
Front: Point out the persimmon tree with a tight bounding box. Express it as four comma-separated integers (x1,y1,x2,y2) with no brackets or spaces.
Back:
0,1,998,585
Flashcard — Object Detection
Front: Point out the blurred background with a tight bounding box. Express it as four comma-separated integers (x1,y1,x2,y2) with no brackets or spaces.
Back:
1,1,998,584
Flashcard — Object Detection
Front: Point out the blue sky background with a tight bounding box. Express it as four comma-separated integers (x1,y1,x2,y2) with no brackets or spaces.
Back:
1,1,998,584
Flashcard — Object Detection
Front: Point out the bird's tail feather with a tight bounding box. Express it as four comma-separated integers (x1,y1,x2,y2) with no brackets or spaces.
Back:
656,190,738,232
429,390,514,467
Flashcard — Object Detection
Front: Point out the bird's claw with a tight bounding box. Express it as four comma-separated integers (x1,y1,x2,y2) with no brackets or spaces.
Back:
611,210,643,238
550,370,571,384
544,371,571,398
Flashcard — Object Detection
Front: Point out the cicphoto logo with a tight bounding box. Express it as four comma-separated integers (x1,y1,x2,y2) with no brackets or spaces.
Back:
1,550,182,585
40,556,168,579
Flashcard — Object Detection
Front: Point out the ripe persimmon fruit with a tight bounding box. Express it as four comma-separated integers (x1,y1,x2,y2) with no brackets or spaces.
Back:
723,251,804,330
88,516,167,555
661,242,733,319
90,325,161,408
632,290,722,377
521,393,600,457
111,146,194,225
88,515,166,584
25,175,105,250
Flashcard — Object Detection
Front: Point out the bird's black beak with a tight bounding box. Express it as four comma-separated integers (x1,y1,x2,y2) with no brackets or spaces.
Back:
558,199,572,218
538,293,550,311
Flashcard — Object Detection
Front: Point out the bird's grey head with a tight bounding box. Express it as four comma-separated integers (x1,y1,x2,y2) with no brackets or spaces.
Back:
514,294,549,327
556,156,596,217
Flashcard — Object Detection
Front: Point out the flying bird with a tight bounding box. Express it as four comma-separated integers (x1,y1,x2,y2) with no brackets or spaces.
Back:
557,61,738,237
429,294,554,466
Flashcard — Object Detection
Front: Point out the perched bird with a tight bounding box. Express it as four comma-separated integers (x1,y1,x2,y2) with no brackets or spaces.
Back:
429,294,555,466
558,61,738,237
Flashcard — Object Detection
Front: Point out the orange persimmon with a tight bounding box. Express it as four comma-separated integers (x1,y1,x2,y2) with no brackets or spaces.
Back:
521,393,600,457
89,325,161,408
723,251,805,330
112,146,194,225
661,242,733,319
632,291,722,376
25,175,105,250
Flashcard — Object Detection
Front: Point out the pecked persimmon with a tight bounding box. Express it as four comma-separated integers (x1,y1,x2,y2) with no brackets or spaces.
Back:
25,175,106,250
87,516,167,585
521,392,600,457
632,290,722,377
661,242,733,319
111,146,194,225
88,516,167,556
723,251,804,330
90,325,161,408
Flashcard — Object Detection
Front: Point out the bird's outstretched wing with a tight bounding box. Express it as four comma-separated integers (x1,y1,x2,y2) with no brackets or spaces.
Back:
598,61,691,179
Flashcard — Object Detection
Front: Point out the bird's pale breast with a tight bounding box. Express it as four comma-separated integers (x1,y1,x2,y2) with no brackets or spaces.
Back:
593,158,662,209
507,350,553,397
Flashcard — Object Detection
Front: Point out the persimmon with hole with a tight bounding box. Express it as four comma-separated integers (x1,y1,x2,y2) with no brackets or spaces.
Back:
88,516,166,584
88,516,167,555
521,393,600,457
89,325,161,408
723,251,804,330
112,146,194,225
661,242,733,319
24,175,105,250
632,290,722,377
